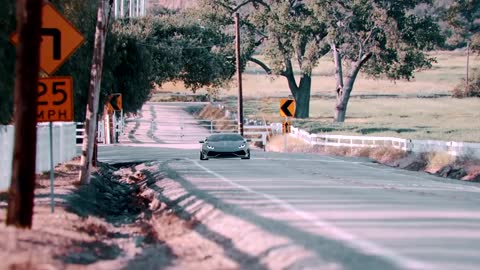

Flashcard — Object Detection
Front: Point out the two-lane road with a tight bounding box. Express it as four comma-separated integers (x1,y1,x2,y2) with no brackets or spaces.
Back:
99,146,480,270
98,103,480,270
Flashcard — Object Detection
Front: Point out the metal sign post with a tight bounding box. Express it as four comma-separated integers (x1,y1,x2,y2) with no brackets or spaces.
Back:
280,99,295,153
49,122,54,213
10,2,83,216
284,117,288,152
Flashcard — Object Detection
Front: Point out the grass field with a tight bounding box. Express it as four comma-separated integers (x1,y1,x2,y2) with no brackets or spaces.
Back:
156,50,480,142
224,97,480,142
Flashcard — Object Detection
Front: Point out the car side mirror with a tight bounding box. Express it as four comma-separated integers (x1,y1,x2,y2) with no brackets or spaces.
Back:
246,139,252,142
199,140,205,143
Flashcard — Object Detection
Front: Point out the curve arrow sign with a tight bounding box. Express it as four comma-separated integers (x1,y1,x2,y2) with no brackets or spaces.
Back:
280,99,295,117
40,28,61,60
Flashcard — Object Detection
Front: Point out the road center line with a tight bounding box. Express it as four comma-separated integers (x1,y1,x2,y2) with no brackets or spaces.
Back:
189,159,432,270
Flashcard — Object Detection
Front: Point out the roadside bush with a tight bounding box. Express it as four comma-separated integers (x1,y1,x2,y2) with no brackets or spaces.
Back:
452,77,480,98
349,147,373,158
426,151,456,172
370,147,407,164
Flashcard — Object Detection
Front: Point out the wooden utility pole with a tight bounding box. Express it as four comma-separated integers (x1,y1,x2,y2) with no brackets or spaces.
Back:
6,0,43,228
235,13,244,136
466,41,470,95
79,0,109,184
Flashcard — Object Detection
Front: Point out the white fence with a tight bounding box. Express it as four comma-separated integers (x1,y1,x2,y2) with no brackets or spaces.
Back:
289,126,480,159
76,121,105,144
0,123,77,190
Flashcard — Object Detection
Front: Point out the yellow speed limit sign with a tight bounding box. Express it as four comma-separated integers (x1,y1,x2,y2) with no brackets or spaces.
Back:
37,76,74,122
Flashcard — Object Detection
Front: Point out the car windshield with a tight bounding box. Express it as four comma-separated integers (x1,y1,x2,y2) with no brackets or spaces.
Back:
207,134,244,142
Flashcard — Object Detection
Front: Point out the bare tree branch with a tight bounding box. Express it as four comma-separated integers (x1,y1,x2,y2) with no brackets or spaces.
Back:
360,52,373,65
255,35,267,46
248,57,272,74
229,0,270,14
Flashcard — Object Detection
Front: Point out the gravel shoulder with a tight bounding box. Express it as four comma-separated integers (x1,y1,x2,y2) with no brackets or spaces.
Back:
1,157,317,270
0,158,247,270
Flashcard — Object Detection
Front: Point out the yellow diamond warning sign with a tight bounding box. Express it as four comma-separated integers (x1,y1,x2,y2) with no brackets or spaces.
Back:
10,2,85,75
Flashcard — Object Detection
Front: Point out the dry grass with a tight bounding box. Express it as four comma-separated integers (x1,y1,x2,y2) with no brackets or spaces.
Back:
197,104,237,132
267,135,407,164
159,51,479,98
265,134,312,152
230,97,480,142
240,51,476,97
426,151,456,173
369,147,407,164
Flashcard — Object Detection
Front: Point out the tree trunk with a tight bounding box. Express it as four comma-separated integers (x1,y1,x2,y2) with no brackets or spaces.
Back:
333,48,373,122
284,66,311,119
293,76,311,119
334,83,353,122
79,0,109,185
6,0,43,228
334,71,358,122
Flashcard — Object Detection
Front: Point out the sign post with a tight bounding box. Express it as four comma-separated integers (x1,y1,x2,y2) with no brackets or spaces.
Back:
280,99,295,152
49,122,54,213
37,76,74,213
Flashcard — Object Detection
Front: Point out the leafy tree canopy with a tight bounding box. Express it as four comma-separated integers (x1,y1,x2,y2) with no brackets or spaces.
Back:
0,1,236,124
308,0,444,81
198,0,330,118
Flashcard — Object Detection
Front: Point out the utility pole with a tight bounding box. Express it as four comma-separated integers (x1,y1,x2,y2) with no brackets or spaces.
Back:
466,41,470,95
6,0,43,228
235,13,244,136
79,0,110,185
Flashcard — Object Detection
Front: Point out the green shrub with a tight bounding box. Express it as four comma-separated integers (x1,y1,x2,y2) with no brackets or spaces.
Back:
452,77,480,98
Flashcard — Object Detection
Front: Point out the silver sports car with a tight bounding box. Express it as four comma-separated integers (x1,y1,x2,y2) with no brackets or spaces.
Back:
199,133,251,160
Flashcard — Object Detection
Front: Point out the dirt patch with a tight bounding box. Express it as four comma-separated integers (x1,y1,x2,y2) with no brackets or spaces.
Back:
0,158,244,270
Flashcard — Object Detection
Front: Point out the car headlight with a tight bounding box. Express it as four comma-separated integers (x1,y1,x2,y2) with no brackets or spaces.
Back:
238,144,246,149
207,145,215,150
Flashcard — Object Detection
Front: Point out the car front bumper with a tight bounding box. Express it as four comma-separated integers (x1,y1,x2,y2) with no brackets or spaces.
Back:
202,149,249,158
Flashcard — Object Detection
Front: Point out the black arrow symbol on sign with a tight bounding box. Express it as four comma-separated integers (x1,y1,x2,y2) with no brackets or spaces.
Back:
110,95,121,111
40,28,61,60
281,99,294,117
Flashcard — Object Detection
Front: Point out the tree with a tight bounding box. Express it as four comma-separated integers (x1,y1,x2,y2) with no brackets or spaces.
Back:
51,0,100,121
199,0,329,118
415,0,480,49
104,12,237,113
444,0,480,49
79,0,111,185
0,1,237,124
308,0,444,122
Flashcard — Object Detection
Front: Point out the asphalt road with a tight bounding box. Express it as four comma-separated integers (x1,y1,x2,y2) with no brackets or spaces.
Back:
98,103,480,270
